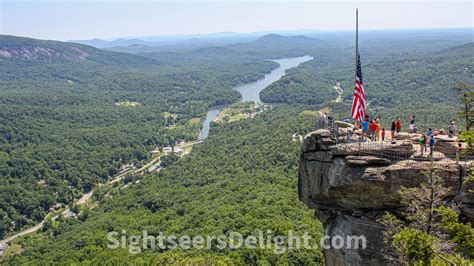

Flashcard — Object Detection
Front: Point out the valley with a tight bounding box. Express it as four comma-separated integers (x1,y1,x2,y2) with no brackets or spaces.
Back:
0,28,473,264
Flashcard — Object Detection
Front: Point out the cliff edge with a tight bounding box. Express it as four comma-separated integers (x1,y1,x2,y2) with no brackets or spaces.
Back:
298,128,473,265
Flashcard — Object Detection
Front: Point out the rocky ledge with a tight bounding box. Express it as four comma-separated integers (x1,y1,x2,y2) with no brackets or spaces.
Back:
298,129,473,265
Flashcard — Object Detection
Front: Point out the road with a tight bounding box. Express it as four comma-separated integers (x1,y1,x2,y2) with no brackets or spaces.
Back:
0,139,203,246
1,221,44,246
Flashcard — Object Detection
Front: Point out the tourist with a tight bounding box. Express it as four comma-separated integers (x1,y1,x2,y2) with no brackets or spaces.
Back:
369,120,377,141
381,128,386,141
362,118,369,140
391,121,396,140
433,128,438,136
409,115,416,133
456,143,463,163
419,134,427,156
448,121,457,138
429,135,435,157
375,121,381,141
427,128,433,137
395,118,402,133
413,125,419,133
318,113,329,129
440,128,446,135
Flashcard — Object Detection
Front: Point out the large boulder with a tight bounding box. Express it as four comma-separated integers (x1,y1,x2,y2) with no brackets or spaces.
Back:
298,129,472,265
302,129,337,152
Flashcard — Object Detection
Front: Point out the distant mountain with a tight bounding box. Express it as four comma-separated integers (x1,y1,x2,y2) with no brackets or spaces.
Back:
0,35,159,67
69,30,325,50
70,38,158,48
225,34,325,58
0,35,96,60
72,38,111,48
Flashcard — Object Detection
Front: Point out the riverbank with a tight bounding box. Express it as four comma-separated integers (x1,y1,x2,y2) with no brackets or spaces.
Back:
198,55,313,140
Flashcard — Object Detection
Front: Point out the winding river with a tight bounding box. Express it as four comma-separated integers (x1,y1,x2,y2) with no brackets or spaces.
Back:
198,55,313,140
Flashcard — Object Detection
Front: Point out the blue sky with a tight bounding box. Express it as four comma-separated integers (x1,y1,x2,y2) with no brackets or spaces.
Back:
1,1,472,40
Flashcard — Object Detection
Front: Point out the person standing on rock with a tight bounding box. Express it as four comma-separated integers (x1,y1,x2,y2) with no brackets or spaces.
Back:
449,121,457,138
419,134,427,156
375,120,381,141
429,135,435,157
381,128,386,141
409,115,416,133
395,118,402,133
362,118,369,140
369,120,377,141
391,121,396,140
427,128,433,138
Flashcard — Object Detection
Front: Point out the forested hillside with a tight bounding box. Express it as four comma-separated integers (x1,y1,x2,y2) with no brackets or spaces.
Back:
0,35,291,239
4,106,324,264
261,42,474,129
1,30,472,264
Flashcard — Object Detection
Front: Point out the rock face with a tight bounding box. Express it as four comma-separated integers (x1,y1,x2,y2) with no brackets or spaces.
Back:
298,129,472,265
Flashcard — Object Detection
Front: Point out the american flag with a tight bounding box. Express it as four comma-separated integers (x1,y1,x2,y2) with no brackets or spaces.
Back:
351,51,366,122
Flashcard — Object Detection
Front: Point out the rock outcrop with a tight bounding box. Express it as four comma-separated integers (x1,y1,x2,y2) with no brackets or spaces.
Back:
298,129,472,265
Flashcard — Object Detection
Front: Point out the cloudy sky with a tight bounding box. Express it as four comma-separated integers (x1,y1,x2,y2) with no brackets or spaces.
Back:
1,0,472,40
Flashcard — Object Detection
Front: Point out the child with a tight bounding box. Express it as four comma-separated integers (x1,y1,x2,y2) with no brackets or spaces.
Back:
381,128,386,141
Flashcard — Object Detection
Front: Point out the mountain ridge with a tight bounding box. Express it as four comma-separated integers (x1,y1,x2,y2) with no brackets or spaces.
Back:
0,35,160,67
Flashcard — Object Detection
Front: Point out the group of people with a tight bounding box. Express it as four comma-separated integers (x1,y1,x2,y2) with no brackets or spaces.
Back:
359,114,459,143
352,114,466,162
418,129,436,156
361,115,384,141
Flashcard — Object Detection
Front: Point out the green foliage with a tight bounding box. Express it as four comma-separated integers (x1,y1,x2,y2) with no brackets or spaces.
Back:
4,106,324,264
452,81,474,131
0,35,284,238
160,154,179,167
392,228,438,264
380,166,474,263
261,42,474,130
437,206,474,257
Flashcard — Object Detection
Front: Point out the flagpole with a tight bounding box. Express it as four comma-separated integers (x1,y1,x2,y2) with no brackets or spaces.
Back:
355,8,362,146
355,8,358,81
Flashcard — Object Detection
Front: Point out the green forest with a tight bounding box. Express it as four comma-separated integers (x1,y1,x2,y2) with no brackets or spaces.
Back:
3,106,325,264
261,41,473,130
0,30,473,264
0,34,314,239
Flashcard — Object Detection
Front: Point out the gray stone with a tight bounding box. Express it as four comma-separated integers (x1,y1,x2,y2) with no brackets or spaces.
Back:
298,129,472,265
345,155,392,166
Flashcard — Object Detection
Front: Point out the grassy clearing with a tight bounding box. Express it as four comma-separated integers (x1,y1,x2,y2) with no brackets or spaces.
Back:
215,102,264,123
115,101,140,107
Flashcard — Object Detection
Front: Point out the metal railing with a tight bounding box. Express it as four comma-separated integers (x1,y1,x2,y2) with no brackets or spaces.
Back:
335,140,473,167
315,115,472,167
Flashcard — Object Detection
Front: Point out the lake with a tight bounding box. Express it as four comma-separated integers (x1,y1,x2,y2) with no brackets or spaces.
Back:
198,55,313,140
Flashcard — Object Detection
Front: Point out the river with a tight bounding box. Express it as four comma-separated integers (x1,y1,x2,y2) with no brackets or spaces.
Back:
198,55,313,140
